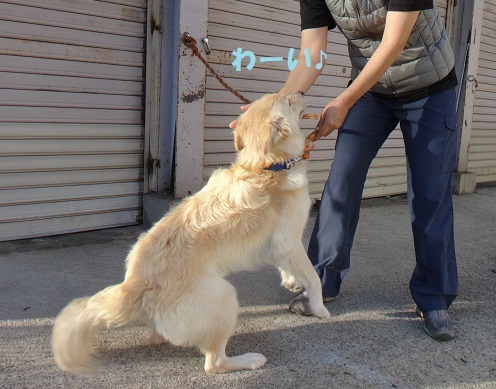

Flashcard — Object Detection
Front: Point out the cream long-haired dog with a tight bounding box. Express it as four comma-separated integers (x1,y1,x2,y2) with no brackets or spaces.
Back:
51,92,330,375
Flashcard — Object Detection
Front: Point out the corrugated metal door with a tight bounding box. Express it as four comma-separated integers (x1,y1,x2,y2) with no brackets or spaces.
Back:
0,0,146,241
468,0,496,183
204,0,448,199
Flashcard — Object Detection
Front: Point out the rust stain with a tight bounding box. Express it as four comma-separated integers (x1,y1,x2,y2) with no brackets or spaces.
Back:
181,88,205,103
150,14,163,34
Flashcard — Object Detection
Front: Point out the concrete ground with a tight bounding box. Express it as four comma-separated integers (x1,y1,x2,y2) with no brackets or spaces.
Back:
1,186,495,389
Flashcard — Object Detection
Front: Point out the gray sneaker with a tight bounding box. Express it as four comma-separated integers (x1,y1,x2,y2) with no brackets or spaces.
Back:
288,292,313,316
416,306,455,341
289,292,335,316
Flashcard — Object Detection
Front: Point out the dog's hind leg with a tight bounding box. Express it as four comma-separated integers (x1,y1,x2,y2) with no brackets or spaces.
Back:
200,277,267,373
153,275,266,373
204,337,267,374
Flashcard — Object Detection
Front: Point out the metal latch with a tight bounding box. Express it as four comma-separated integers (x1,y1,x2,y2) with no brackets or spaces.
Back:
202,37,211,55
467,75,479,88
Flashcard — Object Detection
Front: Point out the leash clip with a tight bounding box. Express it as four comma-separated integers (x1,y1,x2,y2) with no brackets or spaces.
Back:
285,156,303,169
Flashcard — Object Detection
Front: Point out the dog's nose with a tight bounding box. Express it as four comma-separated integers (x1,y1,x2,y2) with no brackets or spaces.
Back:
297,91,305,96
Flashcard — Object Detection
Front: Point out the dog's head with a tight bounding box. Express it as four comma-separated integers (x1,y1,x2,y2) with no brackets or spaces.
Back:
233,92,307,169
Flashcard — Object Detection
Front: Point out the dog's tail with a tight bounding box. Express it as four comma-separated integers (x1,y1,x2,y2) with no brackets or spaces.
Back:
51,283,136,374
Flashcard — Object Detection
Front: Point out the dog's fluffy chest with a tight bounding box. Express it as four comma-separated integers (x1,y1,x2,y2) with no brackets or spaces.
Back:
280,164,308,191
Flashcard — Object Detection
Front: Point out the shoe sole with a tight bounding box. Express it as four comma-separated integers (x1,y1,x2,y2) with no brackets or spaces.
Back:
423,326,455,341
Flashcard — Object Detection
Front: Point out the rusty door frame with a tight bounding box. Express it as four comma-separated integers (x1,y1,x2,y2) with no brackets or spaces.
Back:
173,0,209,198
144,0,163,194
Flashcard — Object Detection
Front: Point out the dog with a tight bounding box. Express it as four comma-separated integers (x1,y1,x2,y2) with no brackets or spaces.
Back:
51,92,330,375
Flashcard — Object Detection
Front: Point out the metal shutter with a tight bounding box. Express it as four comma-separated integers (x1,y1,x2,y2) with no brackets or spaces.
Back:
0,0,146,241
204,0,449,199
468,0,496,183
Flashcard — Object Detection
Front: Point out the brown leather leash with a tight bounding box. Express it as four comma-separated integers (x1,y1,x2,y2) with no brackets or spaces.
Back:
182,33,318,159
182,32,252,105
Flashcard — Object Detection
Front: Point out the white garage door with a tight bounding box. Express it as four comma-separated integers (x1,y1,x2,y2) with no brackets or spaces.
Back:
0,0,146,241
204,0,449,199
468,0,496,184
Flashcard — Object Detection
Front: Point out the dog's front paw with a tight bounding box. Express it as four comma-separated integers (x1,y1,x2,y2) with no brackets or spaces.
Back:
314,305,331,319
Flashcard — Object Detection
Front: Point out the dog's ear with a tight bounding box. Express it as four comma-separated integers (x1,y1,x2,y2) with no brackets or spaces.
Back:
263,116,291,153
270,116,292,140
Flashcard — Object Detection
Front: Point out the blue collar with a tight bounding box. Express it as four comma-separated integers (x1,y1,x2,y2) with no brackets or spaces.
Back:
265,156,303,171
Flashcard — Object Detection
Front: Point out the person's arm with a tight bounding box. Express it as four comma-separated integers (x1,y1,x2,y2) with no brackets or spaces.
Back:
229,27,328,129
314,10,420,140
279,26,328,96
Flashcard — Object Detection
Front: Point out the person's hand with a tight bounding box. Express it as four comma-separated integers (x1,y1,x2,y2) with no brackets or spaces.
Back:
314,98,350,140
229,104,251,129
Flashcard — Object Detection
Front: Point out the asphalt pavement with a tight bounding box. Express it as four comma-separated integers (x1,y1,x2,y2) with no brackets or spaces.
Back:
1,186,495,388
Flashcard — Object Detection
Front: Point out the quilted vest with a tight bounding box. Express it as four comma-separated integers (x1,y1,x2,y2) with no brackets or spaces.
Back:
325,0,455,95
